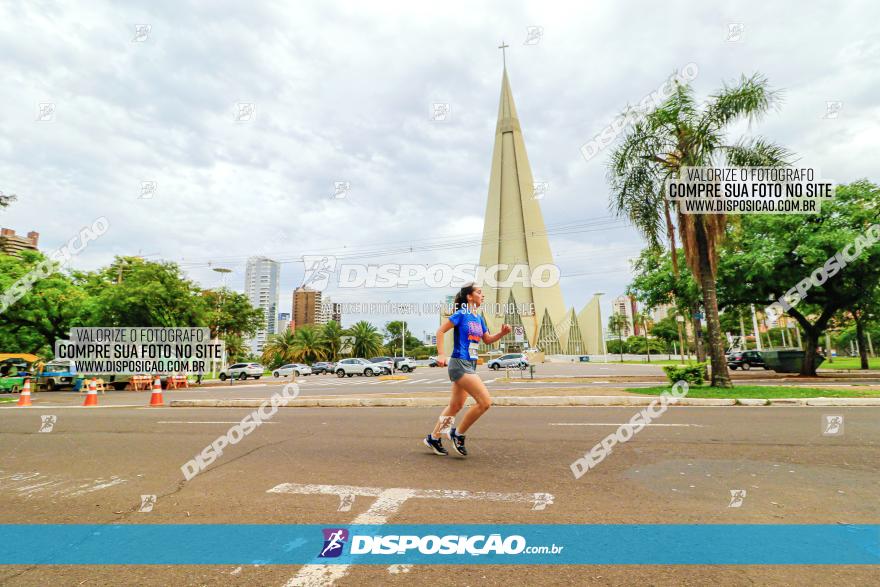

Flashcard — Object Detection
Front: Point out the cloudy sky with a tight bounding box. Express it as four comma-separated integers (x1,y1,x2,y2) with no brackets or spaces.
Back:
2,0,878,337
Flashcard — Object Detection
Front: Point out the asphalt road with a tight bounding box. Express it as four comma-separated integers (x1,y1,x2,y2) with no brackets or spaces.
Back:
1,403,878,585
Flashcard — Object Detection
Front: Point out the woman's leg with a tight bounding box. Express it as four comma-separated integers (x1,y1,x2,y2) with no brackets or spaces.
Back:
454,373,492,434
430,381,468,439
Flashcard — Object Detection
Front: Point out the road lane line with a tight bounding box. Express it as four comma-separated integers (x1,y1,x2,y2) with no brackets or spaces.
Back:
550,422,705,427
156,421,277,424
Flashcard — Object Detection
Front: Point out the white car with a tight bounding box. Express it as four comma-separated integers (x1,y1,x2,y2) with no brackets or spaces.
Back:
219,363,265,381
487,353,529,370
393,357,418,373
273,363,312,377
335,358,383,377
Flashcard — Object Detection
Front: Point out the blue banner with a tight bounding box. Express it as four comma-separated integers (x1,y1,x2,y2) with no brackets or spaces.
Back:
0,524,877,565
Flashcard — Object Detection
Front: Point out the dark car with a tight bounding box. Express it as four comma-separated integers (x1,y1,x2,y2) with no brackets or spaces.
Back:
311,361,335,375
727,350,768,370
368,357,393,374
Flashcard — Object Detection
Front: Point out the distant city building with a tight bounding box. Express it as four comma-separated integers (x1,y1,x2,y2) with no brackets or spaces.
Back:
330,301,342,324
277,312,291,334
244,256,280,355
424,332,437,346
652,303,674,323
293,286,322,329
0,228,39,256
612,295,639,338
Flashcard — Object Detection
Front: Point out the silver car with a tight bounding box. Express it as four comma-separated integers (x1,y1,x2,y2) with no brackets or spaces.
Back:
273,363,312,377
487,353,528,370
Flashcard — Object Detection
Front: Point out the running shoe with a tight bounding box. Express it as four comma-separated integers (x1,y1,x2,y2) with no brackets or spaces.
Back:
424,434,448,456
448,427,468,456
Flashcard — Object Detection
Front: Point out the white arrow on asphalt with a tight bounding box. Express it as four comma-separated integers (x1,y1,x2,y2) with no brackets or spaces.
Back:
268,482,554,586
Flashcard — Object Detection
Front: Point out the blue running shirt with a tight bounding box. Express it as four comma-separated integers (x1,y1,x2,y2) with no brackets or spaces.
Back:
448,308,489,361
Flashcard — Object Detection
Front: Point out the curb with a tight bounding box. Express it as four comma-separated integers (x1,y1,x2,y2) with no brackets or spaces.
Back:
168,396,880,408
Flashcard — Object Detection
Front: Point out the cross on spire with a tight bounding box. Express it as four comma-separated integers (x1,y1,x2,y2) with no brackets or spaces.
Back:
498,41,509,68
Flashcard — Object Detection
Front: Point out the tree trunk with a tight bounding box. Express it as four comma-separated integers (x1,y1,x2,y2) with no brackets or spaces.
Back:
855,314,869,370
801,326,820,376
694,218,731,387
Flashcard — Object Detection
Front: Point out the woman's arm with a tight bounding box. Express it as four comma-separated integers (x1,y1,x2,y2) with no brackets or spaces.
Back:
482,323,511,345
435,319,454,366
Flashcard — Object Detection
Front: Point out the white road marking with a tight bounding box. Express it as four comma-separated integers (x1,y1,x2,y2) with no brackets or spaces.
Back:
269,482,553,586
0,471,128,498
550,422,705,427
405,379,430,385
156,421,277,424
200,383,268,389
388,564,412,574
0,405,144,409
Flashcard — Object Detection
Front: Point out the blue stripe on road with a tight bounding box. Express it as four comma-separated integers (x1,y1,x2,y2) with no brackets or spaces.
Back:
0,524,876,565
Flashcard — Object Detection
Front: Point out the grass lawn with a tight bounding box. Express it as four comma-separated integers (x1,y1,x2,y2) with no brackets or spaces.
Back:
627,384,880,399
0,396,17,404
818,357,880,370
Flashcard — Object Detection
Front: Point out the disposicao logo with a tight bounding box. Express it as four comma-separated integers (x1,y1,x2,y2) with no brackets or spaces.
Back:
318,528,348,558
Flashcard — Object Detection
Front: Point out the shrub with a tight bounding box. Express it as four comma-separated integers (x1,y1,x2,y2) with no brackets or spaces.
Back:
662,362,707,385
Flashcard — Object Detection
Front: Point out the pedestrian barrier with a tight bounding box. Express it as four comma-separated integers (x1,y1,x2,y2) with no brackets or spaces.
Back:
128,375,152,391
16,377,32,407
166,374,189,389
82,379,99,406
149,376,164,407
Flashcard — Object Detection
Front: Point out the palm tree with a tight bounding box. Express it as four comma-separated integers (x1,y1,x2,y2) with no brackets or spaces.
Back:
319,320,344,361
347,320,383,358
608,314,629,362
634,310,653,363
609,74,791,387
223,333,248,363
261,329,298,367
290,325,327,364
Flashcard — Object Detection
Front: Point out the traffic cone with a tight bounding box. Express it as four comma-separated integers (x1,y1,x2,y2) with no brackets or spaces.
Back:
149,376,164,407
17,377,32,407
82,378,99,406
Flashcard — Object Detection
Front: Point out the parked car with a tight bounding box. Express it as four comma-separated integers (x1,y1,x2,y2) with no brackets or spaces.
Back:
727,350,768,370
335,358,383,377
219,363,264,381
427,356,439,367
393,357,418,372
487,353,529,370
273,363,312,377
311,361,335,375
369,356,394,374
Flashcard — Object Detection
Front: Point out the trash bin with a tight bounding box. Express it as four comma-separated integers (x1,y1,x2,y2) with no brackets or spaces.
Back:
72,374,86,392
762,349,825,373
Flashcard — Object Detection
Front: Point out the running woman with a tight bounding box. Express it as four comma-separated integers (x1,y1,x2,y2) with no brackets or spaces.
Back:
424,283,511,456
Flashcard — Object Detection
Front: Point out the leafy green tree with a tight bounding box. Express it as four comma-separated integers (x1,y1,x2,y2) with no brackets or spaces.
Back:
716,180,880,375
625,335,667,355
383,320,423,355
0,251,90,355
202,288,264,339
347,321,383,358
290,326,327,364
609,73,791,387
80,257,206,327
649,316,681,351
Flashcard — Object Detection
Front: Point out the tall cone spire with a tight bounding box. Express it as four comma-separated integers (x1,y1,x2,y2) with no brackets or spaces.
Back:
476,67,567,350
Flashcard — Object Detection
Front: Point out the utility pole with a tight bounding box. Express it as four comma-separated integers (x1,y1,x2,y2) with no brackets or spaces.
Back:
751,305,762,351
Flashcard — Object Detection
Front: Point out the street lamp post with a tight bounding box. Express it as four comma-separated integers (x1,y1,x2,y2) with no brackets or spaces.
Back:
213,267,232,381
676,314,686,363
